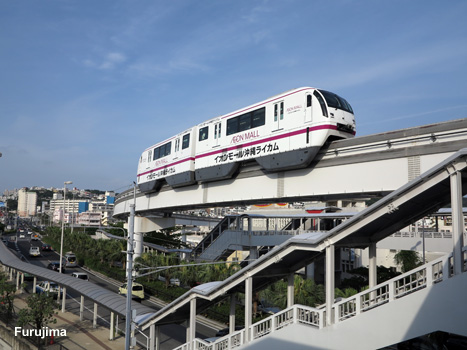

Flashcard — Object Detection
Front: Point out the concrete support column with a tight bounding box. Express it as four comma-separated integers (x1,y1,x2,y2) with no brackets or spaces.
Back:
149,324,159,350
229,294,236,334
20,273,24,292
15,270,20,291
33,276,37,294
287,273,294,308
450,170,464,275
188,298,196,343
61,287,66,313
9,267,13,281
93,303,98,328
325,244,335,326
249,246,258,261
245,276,253,343
80,295,84,321
368,242,377,288
305,262,315,280
110,312,115,340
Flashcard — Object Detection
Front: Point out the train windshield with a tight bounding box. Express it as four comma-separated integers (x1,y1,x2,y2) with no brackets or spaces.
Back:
318,90,354,114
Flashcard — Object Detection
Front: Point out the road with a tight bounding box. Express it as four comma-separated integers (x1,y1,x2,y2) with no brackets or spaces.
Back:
4,231,217,349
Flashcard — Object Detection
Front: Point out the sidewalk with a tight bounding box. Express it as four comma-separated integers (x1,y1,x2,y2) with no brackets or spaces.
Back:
13,293,131,350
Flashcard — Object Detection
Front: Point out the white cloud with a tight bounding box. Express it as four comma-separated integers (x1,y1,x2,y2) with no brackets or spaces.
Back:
83,52,127,70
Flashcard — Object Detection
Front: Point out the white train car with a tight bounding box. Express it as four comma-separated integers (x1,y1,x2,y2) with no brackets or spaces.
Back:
137,87,356,193
137,128,197,193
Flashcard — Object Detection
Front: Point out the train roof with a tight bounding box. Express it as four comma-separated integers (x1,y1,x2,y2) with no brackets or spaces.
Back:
200,87,316,125
143,127,194,152
143,86,322,152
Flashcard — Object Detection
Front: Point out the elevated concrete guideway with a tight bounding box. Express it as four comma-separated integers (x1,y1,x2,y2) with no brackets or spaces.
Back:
114,118,467,218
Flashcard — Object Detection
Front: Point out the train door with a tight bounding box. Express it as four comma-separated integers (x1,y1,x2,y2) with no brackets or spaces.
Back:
305,93,313,123
173,137,181,160
214,122,222,147
273,101,284,130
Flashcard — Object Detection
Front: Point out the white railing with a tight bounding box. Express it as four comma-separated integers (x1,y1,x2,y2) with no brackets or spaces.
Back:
175,250,463,350
334,252,452,323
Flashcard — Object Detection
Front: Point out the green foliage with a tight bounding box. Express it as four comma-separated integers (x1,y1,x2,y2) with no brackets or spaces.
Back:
394,250,423,273
259,275,325,309
42,226,126,271
0,271,16,324
17,294,58,330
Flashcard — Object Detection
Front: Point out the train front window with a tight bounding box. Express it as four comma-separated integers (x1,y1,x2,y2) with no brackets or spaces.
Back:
314,91,328,117
318,90,353,113
182,134,190,149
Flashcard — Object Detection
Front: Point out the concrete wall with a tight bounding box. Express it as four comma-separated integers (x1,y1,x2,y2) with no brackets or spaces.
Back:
0,323,39,350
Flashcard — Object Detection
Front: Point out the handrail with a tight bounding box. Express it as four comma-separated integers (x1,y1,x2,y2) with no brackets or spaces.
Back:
176,247,465,350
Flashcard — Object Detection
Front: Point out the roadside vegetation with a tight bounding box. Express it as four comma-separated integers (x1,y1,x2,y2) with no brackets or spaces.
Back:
40,226,413,325
0,271,16,325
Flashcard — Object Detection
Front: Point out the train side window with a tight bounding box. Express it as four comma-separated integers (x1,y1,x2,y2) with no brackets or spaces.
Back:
280,102,284,120
274,104,278,122
182,134,190,149
239,113,251,132
148,150,152,162
153,148,159,160
199,126,209,141
252,108,265,127
165,142,171,156
227,118,238,135
314,91,328,117
159,144,166,158
175,138,180,152
307,95,312,107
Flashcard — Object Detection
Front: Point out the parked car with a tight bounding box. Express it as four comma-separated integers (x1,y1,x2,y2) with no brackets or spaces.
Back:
35,281,61,298
71,272,89,281
29,246,41,257
118,282,144,300
41,243,52,251
47,261,65,273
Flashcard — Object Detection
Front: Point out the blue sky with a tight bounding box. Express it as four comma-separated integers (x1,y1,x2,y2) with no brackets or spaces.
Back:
1,0,467,193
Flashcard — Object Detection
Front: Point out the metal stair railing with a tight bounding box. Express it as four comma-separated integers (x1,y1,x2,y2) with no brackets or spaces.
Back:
192,216,240,259
175,247,466,350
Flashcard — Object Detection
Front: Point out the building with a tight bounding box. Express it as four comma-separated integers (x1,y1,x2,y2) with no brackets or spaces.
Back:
17,188,37,217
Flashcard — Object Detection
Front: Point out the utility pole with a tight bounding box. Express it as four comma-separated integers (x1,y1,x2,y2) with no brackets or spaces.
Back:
125,183,136,350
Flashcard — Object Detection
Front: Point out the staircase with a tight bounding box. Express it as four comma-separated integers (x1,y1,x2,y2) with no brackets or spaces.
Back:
176,249,467,349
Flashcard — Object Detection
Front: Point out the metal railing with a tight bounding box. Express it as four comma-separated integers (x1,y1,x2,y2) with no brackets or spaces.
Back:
175,248,466,350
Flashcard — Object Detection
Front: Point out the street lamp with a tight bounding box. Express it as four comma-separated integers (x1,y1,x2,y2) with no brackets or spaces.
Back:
59,181,73,274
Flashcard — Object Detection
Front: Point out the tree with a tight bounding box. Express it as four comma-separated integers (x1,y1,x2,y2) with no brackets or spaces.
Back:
0,271,16,325
394,250,423,273
17,293,58,332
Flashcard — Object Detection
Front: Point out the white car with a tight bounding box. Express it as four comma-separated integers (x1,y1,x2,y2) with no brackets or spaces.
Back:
71,272,89,281
35,281,61,298
29,246,41,257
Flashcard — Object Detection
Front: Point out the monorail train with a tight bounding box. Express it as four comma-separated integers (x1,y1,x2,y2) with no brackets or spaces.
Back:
137,87,356,193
